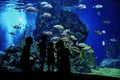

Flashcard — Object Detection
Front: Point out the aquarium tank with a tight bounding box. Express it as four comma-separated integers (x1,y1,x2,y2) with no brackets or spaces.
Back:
0,0,120,79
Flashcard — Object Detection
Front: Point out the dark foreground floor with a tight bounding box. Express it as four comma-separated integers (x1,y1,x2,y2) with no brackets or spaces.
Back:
0,71,119,80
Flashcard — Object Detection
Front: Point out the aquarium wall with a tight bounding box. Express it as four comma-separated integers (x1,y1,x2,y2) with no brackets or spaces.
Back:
0,0,120,78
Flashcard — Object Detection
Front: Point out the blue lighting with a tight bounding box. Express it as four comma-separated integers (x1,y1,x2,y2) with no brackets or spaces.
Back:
0,3,26,48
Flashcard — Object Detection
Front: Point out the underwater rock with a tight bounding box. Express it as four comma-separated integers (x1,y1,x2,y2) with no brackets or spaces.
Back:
6,46,22,54
0,45,93,73
33,9,88,43
100,58,120,69
71,54,91,73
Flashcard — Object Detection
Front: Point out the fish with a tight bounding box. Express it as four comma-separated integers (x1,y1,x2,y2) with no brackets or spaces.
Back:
40,1,49,6
101,30,106,34
41,13,52,18
60,37,69,42
51,36,60,41
87,49,94,53
41,3,53,9
102,41,105,46
63,29,70,33
70,35,77,41
25,7,39,12
109,38,117,42
94,30,107,35
9,32,15,35
93,4,103,9
77,4,87,9
43,31,53,35
71,46,81,53
13,25,21,29
61,29,70,36
53,25,64,31
94,30,102,35
82,46,91,50
78,43,87,47
25,3,33,7
102,20,110,24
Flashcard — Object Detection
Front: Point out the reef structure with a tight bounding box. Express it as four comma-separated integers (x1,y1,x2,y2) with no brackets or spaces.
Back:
33,0,89,43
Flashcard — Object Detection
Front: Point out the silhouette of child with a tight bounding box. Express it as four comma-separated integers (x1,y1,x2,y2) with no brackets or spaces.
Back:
20,36,33,73
55,40,73,73
47,42,55,72
38,34,47,72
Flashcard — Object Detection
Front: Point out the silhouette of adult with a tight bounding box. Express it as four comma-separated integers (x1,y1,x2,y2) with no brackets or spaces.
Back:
55,40,73,74
47,42,55,72
38,34,47,72
20,36,33,73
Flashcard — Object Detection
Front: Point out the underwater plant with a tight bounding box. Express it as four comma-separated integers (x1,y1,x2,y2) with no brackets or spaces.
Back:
87,49,95,66
77,43,95,66
80,50,87,60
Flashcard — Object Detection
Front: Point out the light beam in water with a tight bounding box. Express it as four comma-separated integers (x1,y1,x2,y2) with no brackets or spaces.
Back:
0,3,26,48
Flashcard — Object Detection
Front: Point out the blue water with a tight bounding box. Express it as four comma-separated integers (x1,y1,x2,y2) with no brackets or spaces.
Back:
74,0,120,63
0,0,120,65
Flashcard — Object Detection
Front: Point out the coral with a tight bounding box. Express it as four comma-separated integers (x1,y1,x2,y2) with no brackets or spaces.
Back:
80,50,87,60
89,52,95,66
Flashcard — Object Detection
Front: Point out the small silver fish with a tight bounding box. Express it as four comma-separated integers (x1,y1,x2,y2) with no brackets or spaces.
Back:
109,38,117,42
101,30,106,34
77,4,87,9
93,5,103,9
102,41,105,46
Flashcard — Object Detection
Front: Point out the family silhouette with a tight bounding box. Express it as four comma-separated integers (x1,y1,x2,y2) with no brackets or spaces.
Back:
20,35,73,74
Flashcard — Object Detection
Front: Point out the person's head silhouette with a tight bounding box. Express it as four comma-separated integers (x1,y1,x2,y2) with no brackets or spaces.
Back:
41,34,47,41
25,36,33,46
48,42,54,48
56,40,64,49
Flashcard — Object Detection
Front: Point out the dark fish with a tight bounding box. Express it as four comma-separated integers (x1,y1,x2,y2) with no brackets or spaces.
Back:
14,6,24,10
13,25,21,29
9,32,15,35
